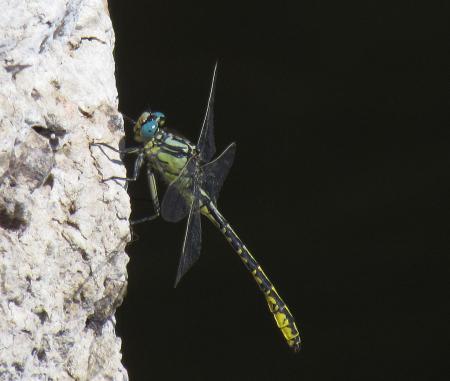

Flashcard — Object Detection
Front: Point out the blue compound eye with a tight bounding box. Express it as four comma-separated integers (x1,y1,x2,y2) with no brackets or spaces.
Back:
141,120,158,139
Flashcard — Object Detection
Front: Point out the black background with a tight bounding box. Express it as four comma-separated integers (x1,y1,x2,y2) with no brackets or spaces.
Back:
109,1,448,380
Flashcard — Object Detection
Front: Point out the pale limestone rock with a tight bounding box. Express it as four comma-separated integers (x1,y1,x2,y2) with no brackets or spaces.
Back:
0,1,130,380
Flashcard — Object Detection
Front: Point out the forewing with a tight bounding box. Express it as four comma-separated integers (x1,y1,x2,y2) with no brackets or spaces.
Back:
174,186,202,287
197,62,218,163
201,142,236,203
160,158,196,223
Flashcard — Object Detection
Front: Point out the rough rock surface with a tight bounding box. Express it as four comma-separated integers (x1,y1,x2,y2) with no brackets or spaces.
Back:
0,1,130,380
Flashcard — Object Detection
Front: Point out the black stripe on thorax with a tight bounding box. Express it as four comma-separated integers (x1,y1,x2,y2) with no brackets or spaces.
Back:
160,132,194,151
169,134,191,145
158,145,192,159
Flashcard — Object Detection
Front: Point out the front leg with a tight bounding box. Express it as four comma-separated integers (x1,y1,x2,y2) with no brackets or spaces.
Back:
102,152,145,183
91,142,144,184
90,142,141,156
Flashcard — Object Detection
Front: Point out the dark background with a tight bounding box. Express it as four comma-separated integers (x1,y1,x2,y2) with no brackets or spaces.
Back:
109,1,448,380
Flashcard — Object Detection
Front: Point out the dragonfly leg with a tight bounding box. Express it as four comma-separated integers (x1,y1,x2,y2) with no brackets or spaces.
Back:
90,142,141,156
131,165,160,225
102,152,144,183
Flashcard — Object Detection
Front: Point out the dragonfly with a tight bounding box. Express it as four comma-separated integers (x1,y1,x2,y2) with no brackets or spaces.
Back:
91,63,301,351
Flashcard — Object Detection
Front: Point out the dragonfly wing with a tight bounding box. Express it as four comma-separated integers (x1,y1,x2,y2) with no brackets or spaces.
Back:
161,158,197,223
174,186,202,287
160,183,189,223
202,142,236,203
197,62,218,163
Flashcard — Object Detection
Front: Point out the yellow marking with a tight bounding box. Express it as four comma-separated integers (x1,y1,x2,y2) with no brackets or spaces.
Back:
237,248,243,254
282,326,299,340
274,312,289,328
266,296,279,312
156,151,187,172
144,141,154,150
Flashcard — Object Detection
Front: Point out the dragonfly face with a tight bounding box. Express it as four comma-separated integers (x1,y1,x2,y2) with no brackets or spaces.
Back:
133,111,166,143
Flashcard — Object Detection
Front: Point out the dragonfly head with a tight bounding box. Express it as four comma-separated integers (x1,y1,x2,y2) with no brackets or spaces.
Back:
134,111,166,142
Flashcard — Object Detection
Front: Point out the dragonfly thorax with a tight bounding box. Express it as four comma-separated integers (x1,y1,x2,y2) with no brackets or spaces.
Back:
143,128,197,186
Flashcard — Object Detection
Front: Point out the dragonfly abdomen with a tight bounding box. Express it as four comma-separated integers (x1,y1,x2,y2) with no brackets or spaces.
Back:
202,200,301,352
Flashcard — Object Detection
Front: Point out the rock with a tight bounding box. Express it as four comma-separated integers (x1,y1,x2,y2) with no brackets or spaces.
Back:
0,1,130,379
